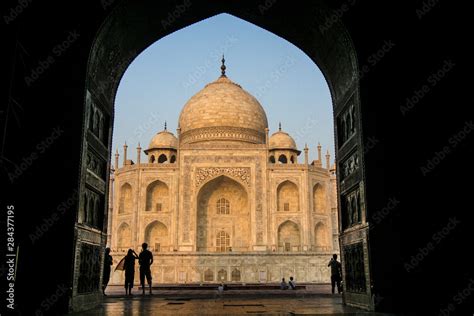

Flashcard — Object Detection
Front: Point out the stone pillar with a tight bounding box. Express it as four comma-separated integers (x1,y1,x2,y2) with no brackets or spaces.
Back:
114,149,119,170
136,143,141,165
107,168,114,247
123,143,128,166
314,143,322,167
304,144,309,165
326,150,330,170
265,127,269,146
317,143,322,162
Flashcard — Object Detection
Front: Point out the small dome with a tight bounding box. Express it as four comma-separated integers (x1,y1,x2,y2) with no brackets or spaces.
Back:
269,130,297,150
147,130,178,150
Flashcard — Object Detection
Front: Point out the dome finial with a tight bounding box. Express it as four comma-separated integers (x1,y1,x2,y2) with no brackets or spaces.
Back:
278,122,282,131
164,121,167,131
221,54,226,77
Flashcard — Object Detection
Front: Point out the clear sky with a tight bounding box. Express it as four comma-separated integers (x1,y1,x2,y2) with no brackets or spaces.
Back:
113,13,334,164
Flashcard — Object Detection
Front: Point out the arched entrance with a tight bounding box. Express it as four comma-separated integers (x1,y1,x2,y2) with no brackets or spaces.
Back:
145,180,169,213
196,175,249,252
277,180,300,212
277,220,301,252
74,0,371,312
144,220,169,252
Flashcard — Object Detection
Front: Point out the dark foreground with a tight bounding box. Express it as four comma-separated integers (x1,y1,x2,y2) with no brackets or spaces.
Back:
71,284,398,315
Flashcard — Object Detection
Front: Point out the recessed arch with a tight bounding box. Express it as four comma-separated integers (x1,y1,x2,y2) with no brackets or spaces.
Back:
196,175,249,252
145,180,169,212
117,222,131,250
157,153,167,163
149,155,155,163
313,183,326,214
231,268,241,282
314,222,329,250
277,180,299,212
269,155,275,163
218,268,228,282
278,154,287,164
204,268,214,282
119,183,133,214
144,220,169,252
277,220,301,252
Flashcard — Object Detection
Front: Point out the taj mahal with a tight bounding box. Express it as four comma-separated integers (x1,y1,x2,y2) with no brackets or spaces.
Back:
107,58,339,285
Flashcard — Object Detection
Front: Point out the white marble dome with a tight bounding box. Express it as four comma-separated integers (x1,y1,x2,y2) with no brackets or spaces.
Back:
269,130,297,150
178,75,268,144
148,130,178,150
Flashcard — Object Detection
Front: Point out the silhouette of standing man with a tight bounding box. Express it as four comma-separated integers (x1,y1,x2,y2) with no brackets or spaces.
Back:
102,247,113,296
139,243,153,295
328,254,342,294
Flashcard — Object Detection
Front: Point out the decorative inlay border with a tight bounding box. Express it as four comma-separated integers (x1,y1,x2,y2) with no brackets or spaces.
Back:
180,126,265,144
195,167,251,187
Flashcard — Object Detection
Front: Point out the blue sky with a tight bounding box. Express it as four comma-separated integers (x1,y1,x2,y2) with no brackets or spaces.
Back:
113,13,334,163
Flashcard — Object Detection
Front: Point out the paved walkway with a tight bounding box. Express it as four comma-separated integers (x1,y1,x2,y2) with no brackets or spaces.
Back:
72,285,397,315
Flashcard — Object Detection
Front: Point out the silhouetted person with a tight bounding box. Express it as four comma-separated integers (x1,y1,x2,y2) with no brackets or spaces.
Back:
139,243,153,295
102,248,113,296
328,254,342,294
124,249,138,295
289,276,296,290
280,278,288,290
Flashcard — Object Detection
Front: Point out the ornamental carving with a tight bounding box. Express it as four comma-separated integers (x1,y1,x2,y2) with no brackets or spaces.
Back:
337,102,357,146
195,167,251,187
181,126,265,145
182,155,262,243
341,151,359,180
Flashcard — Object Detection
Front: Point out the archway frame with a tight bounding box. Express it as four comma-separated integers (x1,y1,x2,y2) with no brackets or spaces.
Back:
276,219,303,252
75,0,372,311
195,174,250,252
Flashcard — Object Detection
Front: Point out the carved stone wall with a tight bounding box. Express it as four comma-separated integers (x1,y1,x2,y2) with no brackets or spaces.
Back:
77,243,101,293
343,242,367,293
109,253,334,285
195,167,251,187
341,186,364,230
181,126,265,144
